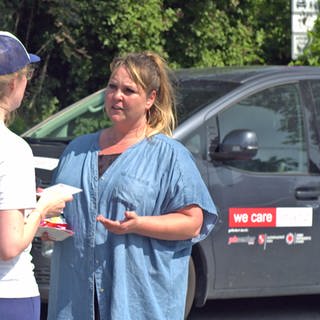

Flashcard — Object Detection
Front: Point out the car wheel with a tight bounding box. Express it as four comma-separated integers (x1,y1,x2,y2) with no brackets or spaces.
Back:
184,256,196,319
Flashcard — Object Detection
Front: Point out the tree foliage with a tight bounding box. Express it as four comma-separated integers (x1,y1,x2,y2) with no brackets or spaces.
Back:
164,0,264,67
0,0,293,133
293,12,320,66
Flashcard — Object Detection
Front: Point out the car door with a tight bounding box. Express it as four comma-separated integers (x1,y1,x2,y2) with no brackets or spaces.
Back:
201,81,320,297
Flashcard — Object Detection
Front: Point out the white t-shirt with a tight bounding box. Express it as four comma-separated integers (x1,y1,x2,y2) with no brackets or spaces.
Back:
0,121,39,298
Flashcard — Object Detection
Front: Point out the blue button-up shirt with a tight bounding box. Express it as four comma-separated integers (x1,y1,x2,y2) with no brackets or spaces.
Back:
48,132,217,320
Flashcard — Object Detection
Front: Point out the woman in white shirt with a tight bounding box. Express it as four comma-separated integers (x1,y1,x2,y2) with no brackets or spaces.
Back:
0,31,73,320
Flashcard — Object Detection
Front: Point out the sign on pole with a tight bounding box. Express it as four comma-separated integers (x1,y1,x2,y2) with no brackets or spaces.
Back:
291,0,319,59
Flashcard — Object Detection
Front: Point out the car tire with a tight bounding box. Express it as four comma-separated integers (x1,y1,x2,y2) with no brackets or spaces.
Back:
184,256,196,319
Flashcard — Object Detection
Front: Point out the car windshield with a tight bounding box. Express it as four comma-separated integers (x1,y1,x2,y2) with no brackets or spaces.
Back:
22,79,239,141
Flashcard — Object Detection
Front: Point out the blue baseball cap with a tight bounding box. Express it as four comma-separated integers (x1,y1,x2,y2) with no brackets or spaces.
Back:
0,31,40,76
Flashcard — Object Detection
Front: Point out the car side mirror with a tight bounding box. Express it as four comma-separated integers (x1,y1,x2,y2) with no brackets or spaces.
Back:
210,129,258,161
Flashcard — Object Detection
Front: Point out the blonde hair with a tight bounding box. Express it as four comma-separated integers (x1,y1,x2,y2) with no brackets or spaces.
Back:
0,67,27,125
109,51,176,137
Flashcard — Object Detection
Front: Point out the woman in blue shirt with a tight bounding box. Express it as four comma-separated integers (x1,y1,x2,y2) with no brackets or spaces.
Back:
48,51,218,320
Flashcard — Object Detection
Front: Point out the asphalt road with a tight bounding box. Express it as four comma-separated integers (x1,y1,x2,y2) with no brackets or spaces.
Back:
41,294,320,319
187,295,320,320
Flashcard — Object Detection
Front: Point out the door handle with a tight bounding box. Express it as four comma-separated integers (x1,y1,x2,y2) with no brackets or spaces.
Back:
295,187,320,200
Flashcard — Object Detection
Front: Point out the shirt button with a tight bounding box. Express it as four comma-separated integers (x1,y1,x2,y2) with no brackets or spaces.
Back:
100,288,104,293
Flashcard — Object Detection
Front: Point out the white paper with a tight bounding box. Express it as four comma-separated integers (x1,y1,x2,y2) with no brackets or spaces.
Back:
36,183,82,196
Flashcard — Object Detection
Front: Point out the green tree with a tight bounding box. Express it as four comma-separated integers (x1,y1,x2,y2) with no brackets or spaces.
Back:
246,0,291,65
2,0,177,132
164,0,264,68
293,16,320,65
0,0,293,133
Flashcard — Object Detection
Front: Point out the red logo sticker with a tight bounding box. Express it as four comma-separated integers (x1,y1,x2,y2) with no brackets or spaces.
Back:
286,233,294,245
258,234,266,245
229,207,313,228
229,208,276,228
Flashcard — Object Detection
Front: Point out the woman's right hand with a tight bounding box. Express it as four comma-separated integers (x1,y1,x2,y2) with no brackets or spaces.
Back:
35,188,73,219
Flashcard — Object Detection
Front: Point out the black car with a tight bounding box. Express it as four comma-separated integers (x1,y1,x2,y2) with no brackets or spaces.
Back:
22,66,320,318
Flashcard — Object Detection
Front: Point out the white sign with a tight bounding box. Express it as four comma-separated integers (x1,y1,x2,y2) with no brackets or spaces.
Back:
292,0,319,12
291,0,319,59
292,12,318,32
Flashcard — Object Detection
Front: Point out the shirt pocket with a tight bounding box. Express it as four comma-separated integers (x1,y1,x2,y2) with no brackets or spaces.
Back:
112,171,157,215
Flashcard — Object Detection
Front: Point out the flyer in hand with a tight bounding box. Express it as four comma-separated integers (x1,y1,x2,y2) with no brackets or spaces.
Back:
36,183,82,197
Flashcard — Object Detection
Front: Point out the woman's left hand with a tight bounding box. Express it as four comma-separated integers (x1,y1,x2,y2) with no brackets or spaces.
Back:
97,205,203,240
96,211,139,234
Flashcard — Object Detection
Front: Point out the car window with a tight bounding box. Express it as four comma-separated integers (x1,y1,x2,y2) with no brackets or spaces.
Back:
216,84,307,173
176,79,239,124
309,81,320,129
51,108,110,138
183,126,206,158
23,90,110,140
